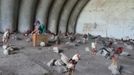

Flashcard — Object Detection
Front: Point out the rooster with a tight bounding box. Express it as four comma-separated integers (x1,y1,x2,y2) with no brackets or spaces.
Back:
60,52,80,71
52,47,80,71
2,29,10,44
91,42,97,55
108,55,120,75
2,44,14,55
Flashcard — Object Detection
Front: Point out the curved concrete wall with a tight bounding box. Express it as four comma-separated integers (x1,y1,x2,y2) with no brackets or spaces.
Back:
36,0,53,24
0,0,89,34
76,0,134,39
0,0,17,32
18,0,37,33
48,0,66,34
68,0,89,33
58,0,78,33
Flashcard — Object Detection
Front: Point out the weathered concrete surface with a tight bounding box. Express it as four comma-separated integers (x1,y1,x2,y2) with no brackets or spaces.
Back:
0,54,49,75
18,0,37,33
0,0,17,32
36,0,53,24
77,0,134,39
0,34,134,75
68,0,89,33
58,0,78,33
48,0,66,34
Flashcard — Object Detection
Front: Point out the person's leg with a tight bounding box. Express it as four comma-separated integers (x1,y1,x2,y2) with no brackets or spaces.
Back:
32,34,37,46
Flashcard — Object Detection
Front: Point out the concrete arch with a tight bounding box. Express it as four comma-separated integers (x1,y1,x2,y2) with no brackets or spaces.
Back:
35,0,53,25
0,0,91,34
58,0,78,33
67,0,90,33
48,0,66,34
18,0,38,33
74,0,90,32
0,0,18,32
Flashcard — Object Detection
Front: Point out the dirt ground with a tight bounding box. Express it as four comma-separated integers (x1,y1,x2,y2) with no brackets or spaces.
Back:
0,34,134,75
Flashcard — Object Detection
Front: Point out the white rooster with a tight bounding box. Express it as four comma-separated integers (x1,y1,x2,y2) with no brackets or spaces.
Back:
52,46,80,70
60,53,80,70
108,63,120,75
2,44,14,55
2,29,10,44
108,56,120,75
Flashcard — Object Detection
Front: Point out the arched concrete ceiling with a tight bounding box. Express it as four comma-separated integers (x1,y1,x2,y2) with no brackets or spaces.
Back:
48,0,66,34
36,0,53,25
0,0,90,34
58,0,78,33
18,0,38,33
67,0,89,33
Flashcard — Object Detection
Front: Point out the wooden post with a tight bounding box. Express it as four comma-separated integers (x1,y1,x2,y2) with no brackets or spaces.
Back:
32,33,37,47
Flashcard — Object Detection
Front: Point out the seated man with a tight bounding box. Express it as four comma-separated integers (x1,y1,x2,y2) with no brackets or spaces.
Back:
32,20,46,34
31,20,48,46
31,25,40,34
31,23,40,46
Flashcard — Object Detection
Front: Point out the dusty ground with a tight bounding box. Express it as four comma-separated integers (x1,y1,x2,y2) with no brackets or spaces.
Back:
0,34,134,75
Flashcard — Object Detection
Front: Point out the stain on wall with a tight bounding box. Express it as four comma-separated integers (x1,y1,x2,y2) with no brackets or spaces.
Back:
76,0,134,39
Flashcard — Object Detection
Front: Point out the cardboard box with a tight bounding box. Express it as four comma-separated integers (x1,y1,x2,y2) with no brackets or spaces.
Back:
32,34,48,46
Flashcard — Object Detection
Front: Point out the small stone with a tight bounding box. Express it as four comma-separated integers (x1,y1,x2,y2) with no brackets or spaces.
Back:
85,47,90,52
120,51,130,56
76,40,81,43
26,38,31,42
126,45,133,50
114,41,118,45
3,49,9,55
53,47,59,53
40,42,45,47
108,64,120,75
